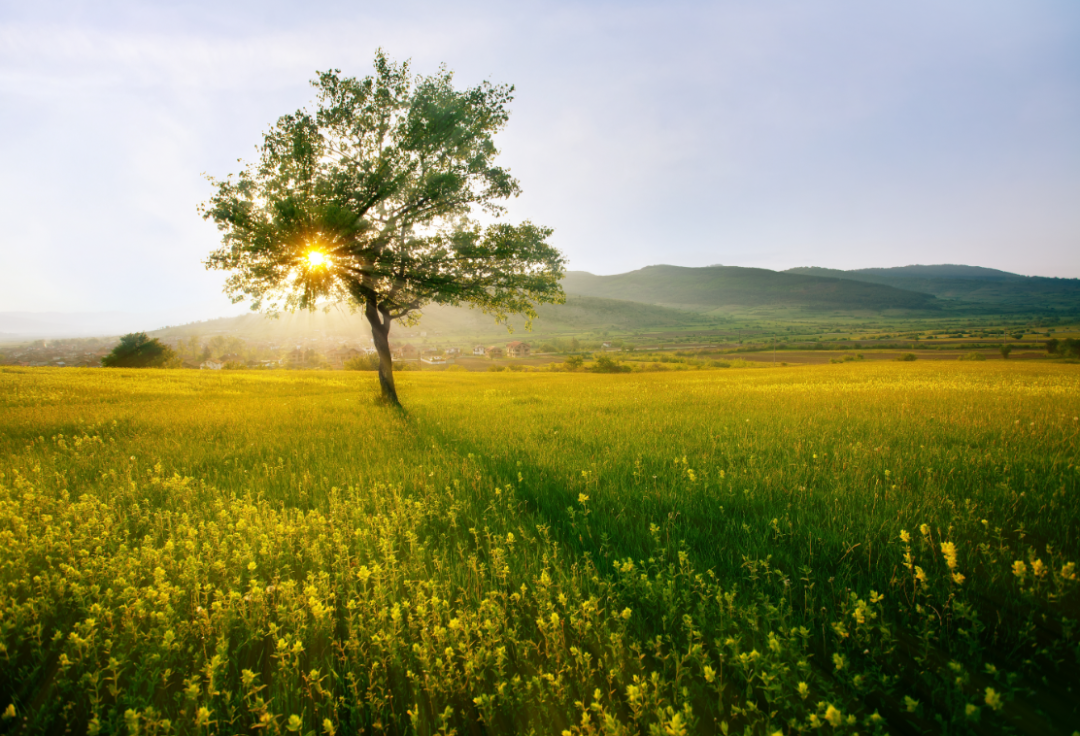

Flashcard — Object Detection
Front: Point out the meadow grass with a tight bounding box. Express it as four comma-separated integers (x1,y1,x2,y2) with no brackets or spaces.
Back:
1,362,1078,735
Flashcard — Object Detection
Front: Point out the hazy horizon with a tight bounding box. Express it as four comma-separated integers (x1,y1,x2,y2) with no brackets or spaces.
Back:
4,259,1078,341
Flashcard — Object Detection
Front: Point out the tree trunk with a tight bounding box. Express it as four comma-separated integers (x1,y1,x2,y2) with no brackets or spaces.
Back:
365,302,400,406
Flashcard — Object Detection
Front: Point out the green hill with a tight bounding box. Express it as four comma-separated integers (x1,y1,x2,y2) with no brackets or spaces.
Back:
785,265,1080,313
855,264,1026,281
562,265,940,312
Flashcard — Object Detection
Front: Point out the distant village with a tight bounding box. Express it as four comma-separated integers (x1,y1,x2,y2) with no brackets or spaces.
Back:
0,332,594,370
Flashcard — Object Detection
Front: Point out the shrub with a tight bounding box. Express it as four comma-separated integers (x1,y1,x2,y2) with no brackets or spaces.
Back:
591,355,631,373
895,353,917,362
958,352,986,361
1058,338,1080,358
564,355,584,371
344,354,380,371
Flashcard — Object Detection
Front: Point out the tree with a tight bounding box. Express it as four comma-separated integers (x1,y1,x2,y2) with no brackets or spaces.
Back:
592,354,630,373
999,344,1013,359
101,333,175,368
201,52,565,405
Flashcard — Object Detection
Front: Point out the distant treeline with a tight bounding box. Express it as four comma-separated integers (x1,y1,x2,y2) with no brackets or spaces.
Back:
711,340,1062,355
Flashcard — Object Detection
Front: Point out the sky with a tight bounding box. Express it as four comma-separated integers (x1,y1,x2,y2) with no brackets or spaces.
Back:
2,0,1079,321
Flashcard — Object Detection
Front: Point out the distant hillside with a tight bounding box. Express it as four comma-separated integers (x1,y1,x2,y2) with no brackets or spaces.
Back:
153,296,709,341
562,265,940,313
414,296,709,334
785,265,1080,312
858,265,1026,281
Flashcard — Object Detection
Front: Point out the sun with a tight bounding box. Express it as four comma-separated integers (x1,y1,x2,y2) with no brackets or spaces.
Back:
306,251,327,267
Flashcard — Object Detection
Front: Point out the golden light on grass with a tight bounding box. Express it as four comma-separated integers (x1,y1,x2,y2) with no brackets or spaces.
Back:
2,362,1079,733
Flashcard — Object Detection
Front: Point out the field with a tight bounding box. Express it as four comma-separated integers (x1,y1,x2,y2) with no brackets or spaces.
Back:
1,363,1079,735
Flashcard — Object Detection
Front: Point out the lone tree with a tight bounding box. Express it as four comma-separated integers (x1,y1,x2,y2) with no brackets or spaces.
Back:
201,52,565,405
101,332,175,368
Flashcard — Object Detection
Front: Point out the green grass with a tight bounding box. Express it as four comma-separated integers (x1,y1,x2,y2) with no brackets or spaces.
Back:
1,363,1079,735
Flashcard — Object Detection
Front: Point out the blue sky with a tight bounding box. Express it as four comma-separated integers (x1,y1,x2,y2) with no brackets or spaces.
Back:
2,0,1078,317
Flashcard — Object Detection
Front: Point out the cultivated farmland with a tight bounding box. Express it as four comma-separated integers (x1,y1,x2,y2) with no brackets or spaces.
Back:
1,363,1078,735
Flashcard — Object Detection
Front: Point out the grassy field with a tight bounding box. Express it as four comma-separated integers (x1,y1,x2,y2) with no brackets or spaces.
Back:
1,363,1079,735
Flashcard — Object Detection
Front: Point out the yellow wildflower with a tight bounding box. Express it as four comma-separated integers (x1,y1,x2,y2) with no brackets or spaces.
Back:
941,541,958,569
195,707,212,727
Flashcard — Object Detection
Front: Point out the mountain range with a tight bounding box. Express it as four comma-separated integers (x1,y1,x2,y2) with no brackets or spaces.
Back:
561,264,1080,316
3,264,1077,341
563,265,940,313
782,265,1080,312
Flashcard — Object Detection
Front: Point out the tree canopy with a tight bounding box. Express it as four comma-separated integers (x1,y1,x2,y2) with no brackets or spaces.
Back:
101,333,175,368
201,52,565,404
